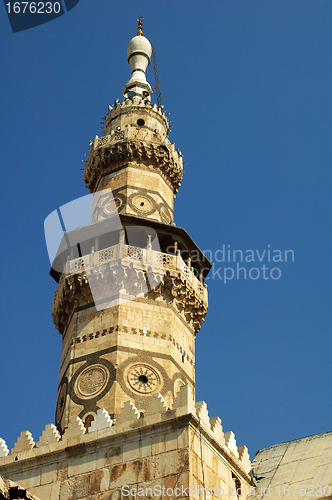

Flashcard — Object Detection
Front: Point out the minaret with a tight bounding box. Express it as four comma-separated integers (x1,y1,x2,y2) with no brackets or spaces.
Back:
0,24,253,499
51,20,210,434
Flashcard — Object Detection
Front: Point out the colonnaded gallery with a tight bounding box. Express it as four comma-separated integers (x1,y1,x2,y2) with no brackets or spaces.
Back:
0,22,331,500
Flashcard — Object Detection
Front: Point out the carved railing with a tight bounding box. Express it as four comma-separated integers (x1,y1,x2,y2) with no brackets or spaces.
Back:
68,254,90,273
65,243,207,304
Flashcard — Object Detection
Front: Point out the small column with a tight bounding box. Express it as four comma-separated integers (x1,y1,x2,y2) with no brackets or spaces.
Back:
176,249,182,271
91,246,95,267
119,230,125,245
146,234,153,265
66,255,70,274
119,229,125,259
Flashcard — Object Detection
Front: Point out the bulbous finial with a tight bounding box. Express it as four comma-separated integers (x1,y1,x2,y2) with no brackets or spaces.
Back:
123,20,152,100
137,16,143,36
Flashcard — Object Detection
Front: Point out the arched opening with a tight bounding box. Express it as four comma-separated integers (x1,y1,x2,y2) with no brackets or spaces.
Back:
83,414,95,431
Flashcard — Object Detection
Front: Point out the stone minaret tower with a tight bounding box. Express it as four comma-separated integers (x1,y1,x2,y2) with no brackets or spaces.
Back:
51,22,210,435
0,23,253,500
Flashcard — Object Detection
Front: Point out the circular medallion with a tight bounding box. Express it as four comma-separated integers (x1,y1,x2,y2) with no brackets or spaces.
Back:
74,364,109,400
127,364,161,394
131,194,154,214
103,198,121,215
56,382,67,424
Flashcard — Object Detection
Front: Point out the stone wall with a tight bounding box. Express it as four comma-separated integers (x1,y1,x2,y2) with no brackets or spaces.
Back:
0,387,252,500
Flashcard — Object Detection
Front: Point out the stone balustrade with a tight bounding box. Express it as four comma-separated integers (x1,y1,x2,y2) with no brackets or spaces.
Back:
65,244,208,305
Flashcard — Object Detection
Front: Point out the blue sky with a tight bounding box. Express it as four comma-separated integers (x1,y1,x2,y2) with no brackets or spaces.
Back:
1,0,331,460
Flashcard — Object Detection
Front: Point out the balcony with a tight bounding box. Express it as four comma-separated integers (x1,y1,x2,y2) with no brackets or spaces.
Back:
64,242,208,305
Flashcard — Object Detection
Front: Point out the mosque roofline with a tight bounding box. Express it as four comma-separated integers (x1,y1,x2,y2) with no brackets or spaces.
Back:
254,428,332,456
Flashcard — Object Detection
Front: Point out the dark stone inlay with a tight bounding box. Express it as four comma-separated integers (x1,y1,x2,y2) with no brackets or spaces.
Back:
69,357,116,408
70,325,194,366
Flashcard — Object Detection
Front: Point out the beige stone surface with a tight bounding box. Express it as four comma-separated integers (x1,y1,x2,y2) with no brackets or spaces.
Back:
89,408,113,432
40,463,57,485
52,246,207,431
37,424,61,448
11,431,35,455
0,474,42,500
0,406,252,500
0,439,9,458
224,431,239,459
250,431,332,499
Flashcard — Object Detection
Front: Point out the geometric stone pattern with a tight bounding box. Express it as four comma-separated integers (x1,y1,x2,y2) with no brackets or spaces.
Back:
210,416,225,446
68,324,194,366
11,431,35,455
116,400,140,425
224,430,239,459
85,136,183,194
238,445,251,476
195,401,210,428
1,389,250,470
62,416,85,440
174,384,196,415
5,408,332,500
88,408,113,432
37,424,61,448
53,285,198,433
145,392,168,416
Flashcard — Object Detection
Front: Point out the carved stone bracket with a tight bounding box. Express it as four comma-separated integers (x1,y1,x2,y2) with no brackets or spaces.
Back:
162,270,208,333
52,273,91,335
52,265,207,336
84,139,183,194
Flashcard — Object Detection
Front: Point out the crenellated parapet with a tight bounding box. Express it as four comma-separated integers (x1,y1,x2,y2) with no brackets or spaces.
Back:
0,386,250,478
0,439,9,459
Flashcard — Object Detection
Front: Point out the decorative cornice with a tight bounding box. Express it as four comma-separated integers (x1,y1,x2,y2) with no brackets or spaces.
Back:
84,138,183,194
52,264,207,336
52,273,91,334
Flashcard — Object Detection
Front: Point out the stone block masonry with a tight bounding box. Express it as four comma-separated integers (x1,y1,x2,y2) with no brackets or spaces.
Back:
0,386,252,500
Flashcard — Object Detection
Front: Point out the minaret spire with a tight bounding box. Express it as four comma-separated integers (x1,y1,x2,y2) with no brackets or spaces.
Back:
123,20,152,100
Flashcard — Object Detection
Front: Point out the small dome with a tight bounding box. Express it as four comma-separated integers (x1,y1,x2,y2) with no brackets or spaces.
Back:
127,35,152,62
